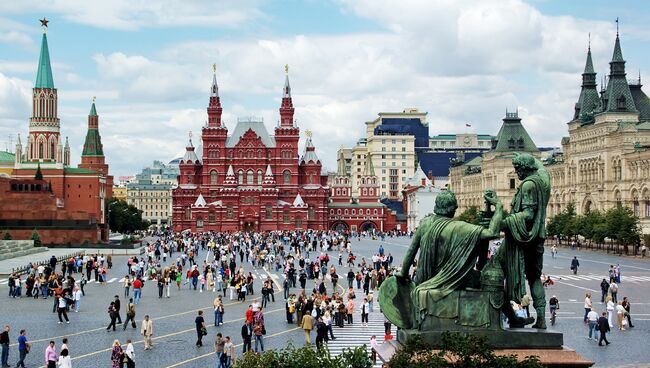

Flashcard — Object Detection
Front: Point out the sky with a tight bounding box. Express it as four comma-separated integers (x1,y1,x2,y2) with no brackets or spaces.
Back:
1,0,650,179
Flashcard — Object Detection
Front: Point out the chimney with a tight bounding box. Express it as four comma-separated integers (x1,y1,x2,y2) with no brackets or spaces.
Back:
421,178,426,186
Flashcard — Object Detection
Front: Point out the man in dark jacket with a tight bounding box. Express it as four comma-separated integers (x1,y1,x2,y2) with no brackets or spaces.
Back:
240,322,252,353
597,312,610,346
570,257,580,275
600,279,609,303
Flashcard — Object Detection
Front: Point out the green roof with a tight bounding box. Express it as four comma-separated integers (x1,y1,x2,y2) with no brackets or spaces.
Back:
465,156,483,166
64,167,97,174
0,151,15,163
82,129,104,157
35,33,54,89
89,102,97,116
492,113,538,152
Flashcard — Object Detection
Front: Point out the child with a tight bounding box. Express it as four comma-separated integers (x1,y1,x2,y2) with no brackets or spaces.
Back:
73,285,82,312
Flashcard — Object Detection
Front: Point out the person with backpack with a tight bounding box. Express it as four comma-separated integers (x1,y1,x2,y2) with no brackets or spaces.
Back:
123,298,137,330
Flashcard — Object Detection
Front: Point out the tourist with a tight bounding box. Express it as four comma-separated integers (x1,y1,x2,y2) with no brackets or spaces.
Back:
323,310,335,340
609,281,618,303
223,336,234,368
0,325,9,368
346,298,354,324
370,335,379,364
253,321,264,352
616,301,626,331
214,333,225,367
570,256,579,274
110,340,123,368
132,277,143,304
123,275,131,297
107,302,118,331
583,293,592,323
113,295,123,324
622,297,634,328
300,311,314,345
587,308,599,340
57,294,70,324
57,348,71,368
141,315,153,350
361,297,370,327
45,341,57,368
315,317,328,350
213,296,224,326
15,329,29,368
600,279,609,303
195,310,206,347
123,339,135,368
597,312,610,346
240,322,252,353
606,296,615,327
124,298,137,330
73,286,82,312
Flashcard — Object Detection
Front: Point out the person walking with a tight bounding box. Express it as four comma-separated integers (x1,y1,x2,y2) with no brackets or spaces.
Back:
597,312,610,346
123,298,137,330
110,340,123,368
323,311,335,341
0,325,9,368
622,297,635,328
141,315,153,350
606,296,615,327
44,341,57,368
223,336,234,368
107,302,118,331
57,295,70,324
370,335,379,364
570,256,579,275
123,275,131,297
132,277,142,305
240,322,251,353
361,298,370,327
253,321,264,352
300,312,314,345
599,279,609,303
15,330,29,368
214,333,225,368
195,310,206,347
123,339,135,368
346,298,354,325
73,287,82,312
609,281,618,303
616,301,626,331
582,293,592,323
315,317,328,350
57,348,71,368
113,296,123,324
586,308,599,340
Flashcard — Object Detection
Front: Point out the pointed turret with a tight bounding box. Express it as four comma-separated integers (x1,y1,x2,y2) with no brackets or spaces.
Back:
574,41,601,122
602,26,637,113
300,135,320,165
331,146,352,203
63,136,70,166
362,152,375,176
336,147,346,176
223,164,237,186
262,164,276,185
35,20,54,89
279,64,295,128
15,134,22,164
82,99,104,157
358,153,379,203
207,64,223,127
181,131,200,164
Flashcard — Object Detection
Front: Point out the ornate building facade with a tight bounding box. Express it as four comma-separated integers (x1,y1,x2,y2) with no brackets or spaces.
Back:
545,31,650,233
171,67,329,232
2,20,113,243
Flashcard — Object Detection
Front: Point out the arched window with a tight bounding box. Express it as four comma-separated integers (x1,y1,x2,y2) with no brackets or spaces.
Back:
283,170,291,184
185,207,191,220
247,170,254,184
197,218,204,228
308,173,313,184
352,209,355,215
257,170,263,184
38,142,44,159
50,141,55,160
210,170,217,185
238,170,244,184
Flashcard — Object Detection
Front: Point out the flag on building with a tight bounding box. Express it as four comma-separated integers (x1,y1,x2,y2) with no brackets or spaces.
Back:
465,123,472,127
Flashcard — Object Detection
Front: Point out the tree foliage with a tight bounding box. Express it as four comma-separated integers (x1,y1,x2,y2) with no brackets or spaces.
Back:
2,231,12,240
31,229,42,247
547,203,642,251
107,198,148,234
455,206,481,225
388,333,542,368
232,344,371,368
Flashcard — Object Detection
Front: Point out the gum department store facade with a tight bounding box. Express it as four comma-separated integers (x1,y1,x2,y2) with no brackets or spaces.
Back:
450,31,650,233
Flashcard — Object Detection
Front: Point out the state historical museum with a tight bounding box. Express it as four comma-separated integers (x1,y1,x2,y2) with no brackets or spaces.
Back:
172,67,329,231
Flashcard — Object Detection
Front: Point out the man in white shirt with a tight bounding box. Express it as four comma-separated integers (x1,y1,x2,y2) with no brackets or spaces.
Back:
587,308,599,340
251,299,260,313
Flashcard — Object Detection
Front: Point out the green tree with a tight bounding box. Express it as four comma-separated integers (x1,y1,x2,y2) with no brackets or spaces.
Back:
455,206,481,225
232,344,371,368
605,205,642,254
107,198,148,234
31,229,42,247
34,163,43,180
2,231,12,240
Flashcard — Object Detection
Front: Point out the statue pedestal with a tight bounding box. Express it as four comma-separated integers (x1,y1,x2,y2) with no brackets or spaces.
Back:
377,339,594,367
398,328,563,349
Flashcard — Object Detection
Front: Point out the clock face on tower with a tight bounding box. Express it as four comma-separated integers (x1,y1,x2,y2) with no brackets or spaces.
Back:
463,136,471,147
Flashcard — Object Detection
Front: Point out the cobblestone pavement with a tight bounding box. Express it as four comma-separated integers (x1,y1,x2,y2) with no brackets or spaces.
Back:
1,236,648,367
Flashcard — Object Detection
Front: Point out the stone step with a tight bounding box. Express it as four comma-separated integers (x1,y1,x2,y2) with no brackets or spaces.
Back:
0,247,47,262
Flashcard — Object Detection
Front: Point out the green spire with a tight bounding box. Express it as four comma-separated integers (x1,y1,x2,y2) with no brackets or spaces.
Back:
89,101,97,116
35,33,54,89
584,46,595,74
34,163,43,180
612,33,624,63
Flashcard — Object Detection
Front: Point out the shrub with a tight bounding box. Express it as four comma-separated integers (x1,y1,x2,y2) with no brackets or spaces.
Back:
3,231,12,240
31,230,42,247
232,344,371,368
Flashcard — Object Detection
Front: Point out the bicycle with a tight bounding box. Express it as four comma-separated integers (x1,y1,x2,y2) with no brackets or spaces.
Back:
550,307,558,326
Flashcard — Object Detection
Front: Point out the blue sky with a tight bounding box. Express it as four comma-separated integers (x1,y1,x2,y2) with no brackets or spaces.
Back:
1,0,650,178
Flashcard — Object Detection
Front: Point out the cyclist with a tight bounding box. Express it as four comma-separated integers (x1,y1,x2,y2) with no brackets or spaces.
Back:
549,295,559,324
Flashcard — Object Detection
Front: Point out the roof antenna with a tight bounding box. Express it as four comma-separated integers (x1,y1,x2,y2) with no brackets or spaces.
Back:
588,32,591,50
616,17,619,36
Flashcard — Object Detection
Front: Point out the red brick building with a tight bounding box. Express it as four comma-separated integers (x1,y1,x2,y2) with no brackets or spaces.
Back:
3,21,112,243
328,150,402,232
172,67,329,231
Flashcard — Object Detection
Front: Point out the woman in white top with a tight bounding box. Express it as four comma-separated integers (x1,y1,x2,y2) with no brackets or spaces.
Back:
606,296,615,327
57,348,72,368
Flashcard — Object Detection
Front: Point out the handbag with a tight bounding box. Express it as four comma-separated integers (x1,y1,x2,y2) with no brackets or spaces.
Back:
201,326,208,336
262,326,267,335
595,324,600,331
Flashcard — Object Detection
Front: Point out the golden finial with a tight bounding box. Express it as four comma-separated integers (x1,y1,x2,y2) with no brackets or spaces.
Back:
305,130,312,138
92,96,96,103
284,64,289,75
212,63,216,74
189,130,192,140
